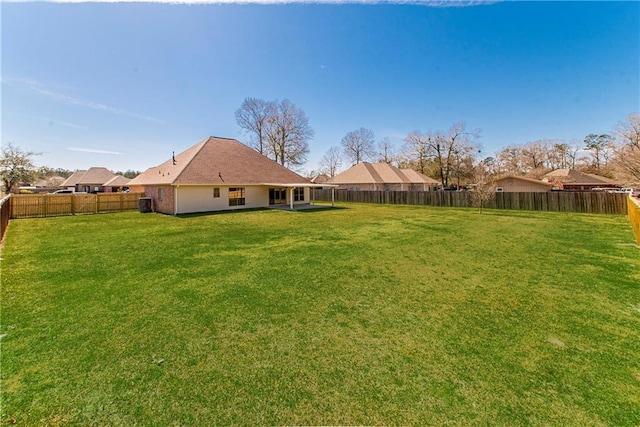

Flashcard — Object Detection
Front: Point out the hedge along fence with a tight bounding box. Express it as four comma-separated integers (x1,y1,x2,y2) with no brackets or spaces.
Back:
628,195,640,245
311,189,629,215
10,193,144,219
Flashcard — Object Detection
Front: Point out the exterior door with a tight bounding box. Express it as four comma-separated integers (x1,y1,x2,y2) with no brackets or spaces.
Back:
269,188,286,205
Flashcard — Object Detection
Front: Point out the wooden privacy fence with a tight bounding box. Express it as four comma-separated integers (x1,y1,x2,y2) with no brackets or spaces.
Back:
10,193,144,219
628,195,640,245
0,196,11,242
312,189,629,215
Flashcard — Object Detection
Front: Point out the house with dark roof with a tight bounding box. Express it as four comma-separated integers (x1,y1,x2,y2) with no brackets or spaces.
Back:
542,169,620,191
128,136,324,214
328,162,440,191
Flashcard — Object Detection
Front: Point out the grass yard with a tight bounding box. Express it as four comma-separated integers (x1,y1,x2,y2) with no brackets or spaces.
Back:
1,203,639,425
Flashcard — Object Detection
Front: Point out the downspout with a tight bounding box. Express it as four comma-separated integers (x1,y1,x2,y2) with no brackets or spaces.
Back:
174,185,179,215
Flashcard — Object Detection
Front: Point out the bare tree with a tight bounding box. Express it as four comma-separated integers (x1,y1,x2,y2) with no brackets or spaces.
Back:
469,162,496,214
401,131,432,174
377,137,395,164
496,145,525,175
432,123,480,188
1,143,40,194
616,112,640,148
548,141,573,170
319,146,343,178
341,128,376,165
584,133,615,172
234,97,273,156
521,140,551,176
611,113,640,184
264,99,314,168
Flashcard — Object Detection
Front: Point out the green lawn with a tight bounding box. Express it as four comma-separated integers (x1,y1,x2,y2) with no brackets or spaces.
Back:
1,204,639,426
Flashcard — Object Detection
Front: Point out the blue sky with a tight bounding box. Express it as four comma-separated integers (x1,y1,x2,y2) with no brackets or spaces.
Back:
2,1,638,174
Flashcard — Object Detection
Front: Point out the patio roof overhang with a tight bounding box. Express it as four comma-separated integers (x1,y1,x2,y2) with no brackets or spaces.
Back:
260,183,337,210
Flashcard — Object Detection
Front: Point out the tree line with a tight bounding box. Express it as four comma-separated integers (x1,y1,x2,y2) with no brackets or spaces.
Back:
3,95,639,194
237,95,637,188
316,113,640,188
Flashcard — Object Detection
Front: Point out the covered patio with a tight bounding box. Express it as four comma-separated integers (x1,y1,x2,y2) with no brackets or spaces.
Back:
261,183,337,210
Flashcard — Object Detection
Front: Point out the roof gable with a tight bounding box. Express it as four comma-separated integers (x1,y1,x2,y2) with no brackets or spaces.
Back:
543,169,617,185
61,170,87,187
103,175,131,186
76,167,117,185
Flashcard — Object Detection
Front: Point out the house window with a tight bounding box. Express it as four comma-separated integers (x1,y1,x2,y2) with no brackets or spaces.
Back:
158,188,164,201
496,187,503,193
213,188,220,198
294,187,305,202
229,187,245,206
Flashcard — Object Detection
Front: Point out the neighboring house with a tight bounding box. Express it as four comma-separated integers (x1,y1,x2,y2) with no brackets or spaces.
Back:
76,167,118,193
311,174,330,185
60,168,118,193
542,169,620,191
103,175,131,192
128,136,324,215
33,176,66,188
60,170,87,191
493,175,554,192
328,162,439,191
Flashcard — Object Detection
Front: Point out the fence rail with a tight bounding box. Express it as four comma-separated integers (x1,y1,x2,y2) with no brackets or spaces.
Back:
10,193,143,219
628,195,640,245
312,189,628,215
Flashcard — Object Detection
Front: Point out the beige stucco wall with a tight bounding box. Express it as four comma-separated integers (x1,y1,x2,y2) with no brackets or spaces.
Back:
495,178,550,192
175,186,308,214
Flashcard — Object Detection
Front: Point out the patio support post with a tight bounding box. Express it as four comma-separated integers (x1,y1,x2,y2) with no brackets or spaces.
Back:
332,187,335,207
290,187,294,210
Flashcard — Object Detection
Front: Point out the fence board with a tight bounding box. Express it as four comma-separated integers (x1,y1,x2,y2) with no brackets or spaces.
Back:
628,196,640,245
0,196,10,241
10,193,144,219
313,190,628,215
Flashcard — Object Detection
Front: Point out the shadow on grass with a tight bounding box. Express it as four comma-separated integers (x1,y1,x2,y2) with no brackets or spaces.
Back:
173,205,347,219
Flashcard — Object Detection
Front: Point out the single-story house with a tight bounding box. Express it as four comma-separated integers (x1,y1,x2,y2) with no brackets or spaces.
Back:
33,176,67,188
128,136,329,215
61,167,119,193
103,175,131,192
542,169,620,191
60,170,87,191
328,162,440,191
493,175,555,192
310,173,330,185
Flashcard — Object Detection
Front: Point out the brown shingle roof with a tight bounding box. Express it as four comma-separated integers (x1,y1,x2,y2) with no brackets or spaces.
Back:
61,170,87,187
543,169,618,186
76,167,118,185
399,168,440,184
103,175,131,186
329,162,439,185
128,137,311,187
495,175,554,187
